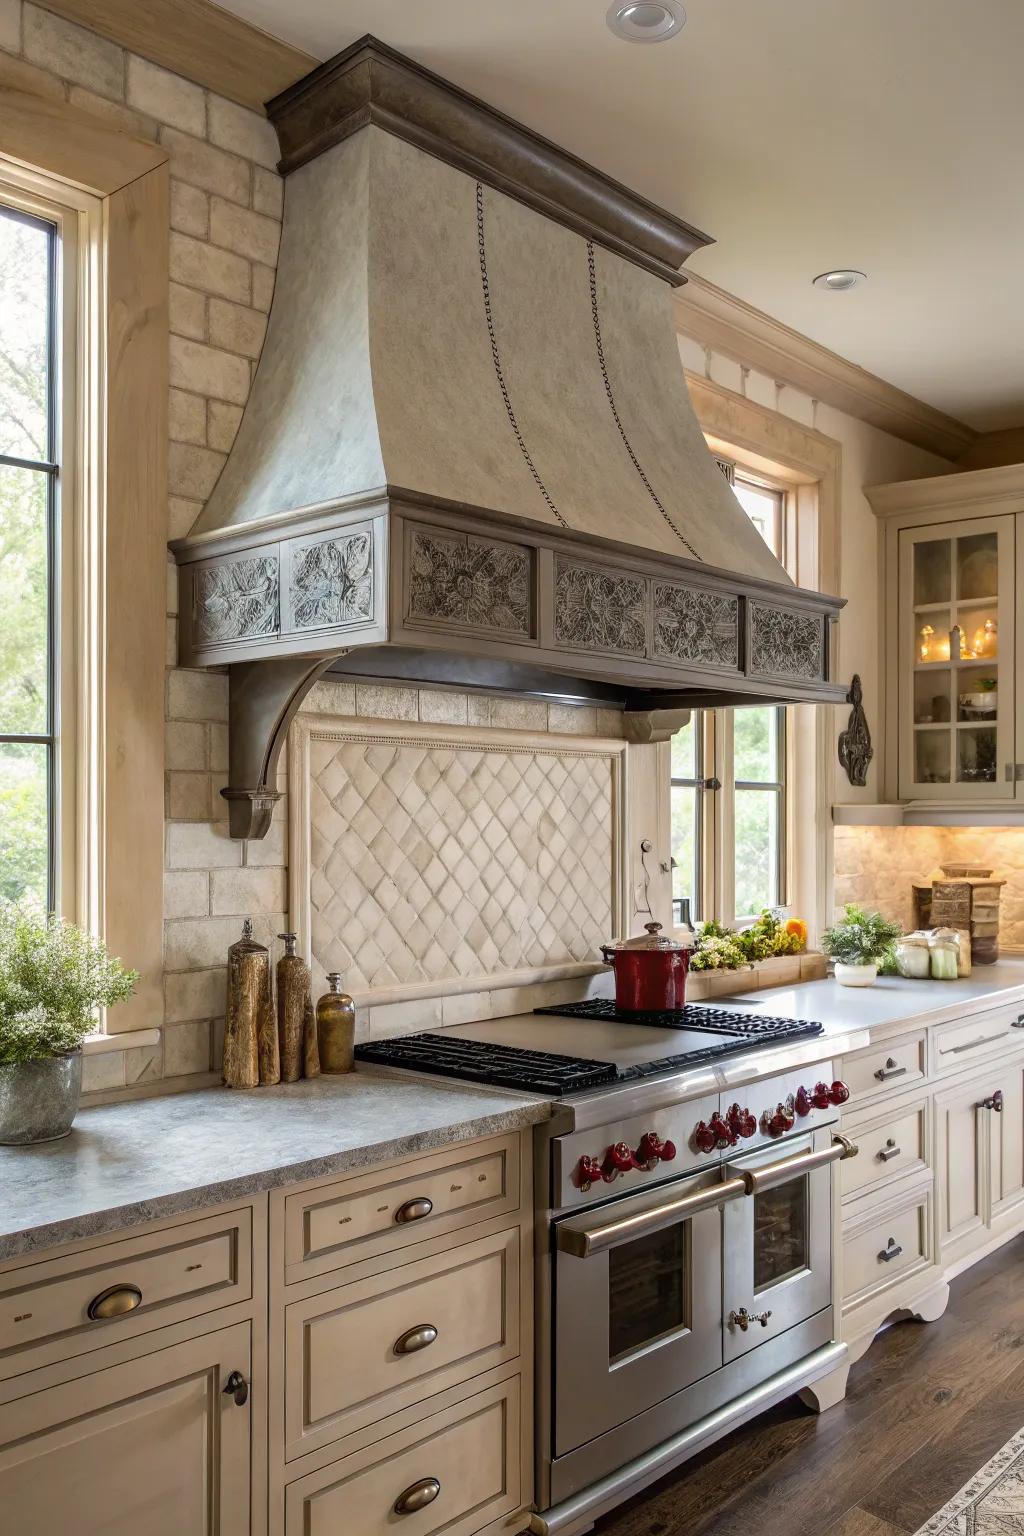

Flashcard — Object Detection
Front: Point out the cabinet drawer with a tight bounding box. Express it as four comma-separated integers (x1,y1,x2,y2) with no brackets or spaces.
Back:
282,1134,520,1282
933,1008,1022,1074
0,1208,251,1379
285,1375,522,1536
285,1227,519,1461
843,1192,930,1305
841,1034,925,1101
842,1102,927,1199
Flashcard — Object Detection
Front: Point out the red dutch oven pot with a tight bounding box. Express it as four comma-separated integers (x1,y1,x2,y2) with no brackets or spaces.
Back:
600,922,692,1012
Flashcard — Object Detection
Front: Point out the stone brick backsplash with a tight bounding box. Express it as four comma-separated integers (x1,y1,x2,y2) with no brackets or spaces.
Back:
833,824,1024,948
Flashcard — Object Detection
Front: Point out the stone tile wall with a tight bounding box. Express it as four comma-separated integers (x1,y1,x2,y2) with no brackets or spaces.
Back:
833,824,1024,947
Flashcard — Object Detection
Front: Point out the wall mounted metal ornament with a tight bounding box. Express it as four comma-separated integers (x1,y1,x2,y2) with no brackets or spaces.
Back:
838,673,873,787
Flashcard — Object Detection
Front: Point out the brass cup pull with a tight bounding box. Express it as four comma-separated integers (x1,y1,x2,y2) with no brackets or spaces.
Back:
729,1307,772,1332
394,1477,441,1515
87,1284,142,1321
876,1139,901,1163
395,1197,433,1225
394,1324,438,1356
874,1059,907,1082
878,1238,903,1263
223,1370,248,1407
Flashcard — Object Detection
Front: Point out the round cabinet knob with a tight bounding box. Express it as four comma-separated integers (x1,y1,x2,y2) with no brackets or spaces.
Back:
223,1370,248,1407
693,1120,717,1155
794,1086,812,1117
393,1477,441,1516
87,1284,143,1322
395,1197,433,1224
828,1080,850,1106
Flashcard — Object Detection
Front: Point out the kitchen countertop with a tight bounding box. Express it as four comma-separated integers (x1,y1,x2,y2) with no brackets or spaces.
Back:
733,957,1024,1036
0,1069,550,1262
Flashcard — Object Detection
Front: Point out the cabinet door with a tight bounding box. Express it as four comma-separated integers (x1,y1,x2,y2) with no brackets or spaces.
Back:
988,1055,1024,1224
0,1321,250,1536
934,1073,989,1263
897,516,1014,800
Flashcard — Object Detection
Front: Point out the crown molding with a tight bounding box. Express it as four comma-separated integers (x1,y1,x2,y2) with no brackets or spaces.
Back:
35,0,318,112
674,272,976,463
865,459,1024,518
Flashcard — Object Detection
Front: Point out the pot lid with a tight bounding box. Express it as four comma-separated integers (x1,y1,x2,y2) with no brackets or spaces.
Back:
604,921,692,952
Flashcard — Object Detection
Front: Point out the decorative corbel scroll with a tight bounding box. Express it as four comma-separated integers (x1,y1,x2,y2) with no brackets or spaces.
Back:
621,706,692,744
223,654,340,838
838,673,873,787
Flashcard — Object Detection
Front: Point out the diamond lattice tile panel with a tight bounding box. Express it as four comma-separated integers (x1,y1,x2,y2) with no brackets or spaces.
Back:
306,738,616,994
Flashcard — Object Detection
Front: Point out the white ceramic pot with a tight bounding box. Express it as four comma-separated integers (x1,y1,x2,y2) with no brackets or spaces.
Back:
833,961,878,988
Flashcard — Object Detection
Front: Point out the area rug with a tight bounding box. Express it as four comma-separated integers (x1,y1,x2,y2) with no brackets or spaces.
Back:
914,1425,1024,1534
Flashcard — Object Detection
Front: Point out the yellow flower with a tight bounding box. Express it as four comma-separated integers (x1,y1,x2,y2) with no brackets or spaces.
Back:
785,917,808,950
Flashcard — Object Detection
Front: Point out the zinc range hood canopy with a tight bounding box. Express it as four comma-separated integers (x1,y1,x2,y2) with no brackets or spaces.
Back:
170,36,846,838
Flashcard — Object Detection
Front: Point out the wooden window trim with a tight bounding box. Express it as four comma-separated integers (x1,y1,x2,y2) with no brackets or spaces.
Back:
0,79,168,1031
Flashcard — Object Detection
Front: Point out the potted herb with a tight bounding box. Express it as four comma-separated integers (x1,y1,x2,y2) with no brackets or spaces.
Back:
821,903,901,988
0,903,137,1144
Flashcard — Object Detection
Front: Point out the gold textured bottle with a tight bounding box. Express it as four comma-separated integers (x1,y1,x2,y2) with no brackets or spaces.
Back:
277,932,311,1083
223,919,267,1089
316,972,355,1074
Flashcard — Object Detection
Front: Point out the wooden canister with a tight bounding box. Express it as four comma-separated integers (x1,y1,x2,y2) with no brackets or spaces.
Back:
317,973,356,1074
223,919,269,1090
277,932,312,1082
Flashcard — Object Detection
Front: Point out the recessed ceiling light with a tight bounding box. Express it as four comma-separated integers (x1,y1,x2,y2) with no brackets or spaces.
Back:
813,269,866,292
606,1,687,44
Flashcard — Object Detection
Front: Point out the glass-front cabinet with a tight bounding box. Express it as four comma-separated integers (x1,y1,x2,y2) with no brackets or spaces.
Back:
897,517,1015,800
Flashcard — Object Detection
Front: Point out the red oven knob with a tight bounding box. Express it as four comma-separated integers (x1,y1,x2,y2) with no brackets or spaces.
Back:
636,1131,677,1166
727,1104,757,1139
709,1112,738,1149
605,1141,635,1175
810,1082,832,1110
828,1080,850,1106
660,1139,677,1162
574,1155,604,1190
693,1120,717,1154
794,1085,812,1117
763,1103,795,1138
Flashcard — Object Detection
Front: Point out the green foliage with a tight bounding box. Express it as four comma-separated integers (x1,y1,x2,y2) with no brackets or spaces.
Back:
821,903,902,967
690,909,803,972
0,902,138,1065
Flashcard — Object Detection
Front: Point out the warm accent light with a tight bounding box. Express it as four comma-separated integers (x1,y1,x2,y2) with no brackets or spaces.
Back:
919,623,935,662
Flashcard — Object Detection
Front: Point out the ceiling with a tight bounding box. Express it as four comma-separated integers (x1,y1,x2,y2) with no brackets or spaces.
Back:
216,0,1024,433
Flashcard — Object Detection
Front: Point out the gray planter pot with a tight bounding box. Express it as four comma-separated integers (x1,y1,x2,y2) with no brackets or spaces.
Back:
0,1052,83,1144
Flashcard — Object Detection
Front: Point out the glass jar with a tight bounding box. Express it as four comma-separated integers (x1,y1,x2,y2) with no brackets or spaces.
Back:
928,933,960,981
895,934,931,980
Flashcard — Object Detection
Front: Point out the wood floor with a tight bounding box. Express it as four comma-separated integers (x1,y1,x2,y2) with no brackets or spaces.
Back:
597,1236,1024,1536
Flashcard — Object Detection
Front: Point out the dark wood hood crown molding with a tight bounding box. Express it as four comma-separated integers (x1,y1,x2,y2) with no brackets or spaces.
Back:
265,34,712,287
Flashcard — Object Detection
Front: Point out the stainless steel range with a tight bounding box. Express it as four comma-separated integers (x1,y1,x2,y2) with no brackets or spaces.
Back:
358,1000,858,1534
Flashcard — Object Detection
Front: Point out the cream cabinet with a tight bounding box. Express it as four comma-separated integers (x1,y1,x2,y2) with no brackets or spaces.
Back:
0,1321,252,1536
837,1001,1024,1362
869,465,1024,806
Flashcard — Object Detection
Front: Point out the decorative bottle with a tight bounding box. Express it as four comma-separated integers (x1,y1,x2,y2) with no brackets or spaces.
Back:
317,973,356,1074
277,932,312,1082
223,919,267,1090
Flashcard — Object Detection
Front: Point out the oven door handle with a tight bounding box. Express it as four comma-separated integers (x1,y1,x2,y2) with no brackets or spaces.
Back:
737,1134,858,1196
555,1175,749,1259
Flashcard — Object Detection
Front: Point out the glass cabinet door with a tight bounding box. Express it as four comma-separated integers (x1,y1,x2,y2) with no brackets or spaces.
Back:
898,517,1015,800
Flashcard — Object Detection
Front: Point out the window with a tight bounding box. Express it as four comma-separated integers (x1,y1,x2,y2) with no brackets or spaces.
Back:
671,470,788,927
0,204,59,908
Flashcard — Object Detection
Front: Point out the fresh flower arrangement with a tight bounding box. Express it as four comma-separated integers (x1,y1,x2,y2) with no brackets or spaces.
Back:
0,902,137,1067
689,910,808,972
820,903,901,969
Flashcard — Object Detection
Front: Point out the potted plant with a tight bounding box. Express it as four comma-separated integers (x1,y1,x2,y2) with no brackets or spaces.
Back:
821,903,901,987
0,903,137,1144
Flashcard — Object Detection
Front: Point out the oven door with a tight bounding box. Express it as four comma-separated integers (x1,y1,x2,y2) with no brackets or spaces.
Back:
551,1168,738,1457
722,1127,833,1363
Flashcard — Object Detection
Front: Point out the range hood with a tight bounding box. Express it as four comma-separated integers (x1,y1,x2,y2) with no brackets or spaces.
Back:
171,36,846,838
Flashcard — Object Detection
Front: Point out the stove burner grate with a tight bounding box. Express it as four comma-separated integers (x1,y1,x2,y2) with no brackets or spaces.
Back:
354,1033,617,1096
533,998,823,1040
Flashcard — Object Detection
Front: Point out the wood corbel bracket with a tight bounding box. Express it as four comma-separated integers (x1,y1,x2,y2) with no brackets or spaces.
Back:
621,707,692,744
223,654,339,838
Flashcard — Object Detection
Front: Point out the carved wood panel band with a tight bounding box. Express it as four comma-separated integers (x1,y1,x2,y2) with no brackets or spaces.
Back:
748,601,825,681
406,528,532,636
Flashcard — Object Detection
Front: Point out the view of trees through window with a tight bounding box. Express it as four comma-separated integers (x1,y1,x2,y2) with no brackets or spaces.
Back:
0,204,56,907
671,472,786,925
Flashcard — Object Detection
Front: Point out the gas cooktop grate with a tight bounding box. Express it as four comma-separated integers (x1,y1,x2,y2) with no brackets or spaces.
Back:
354,1033,618,1096
533,998,824,1039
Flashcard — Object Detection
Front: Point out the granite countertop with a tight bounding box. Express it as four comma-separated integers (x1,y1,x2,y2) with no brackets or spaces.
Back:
735,957,1024,1036
0,1068,551,1261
